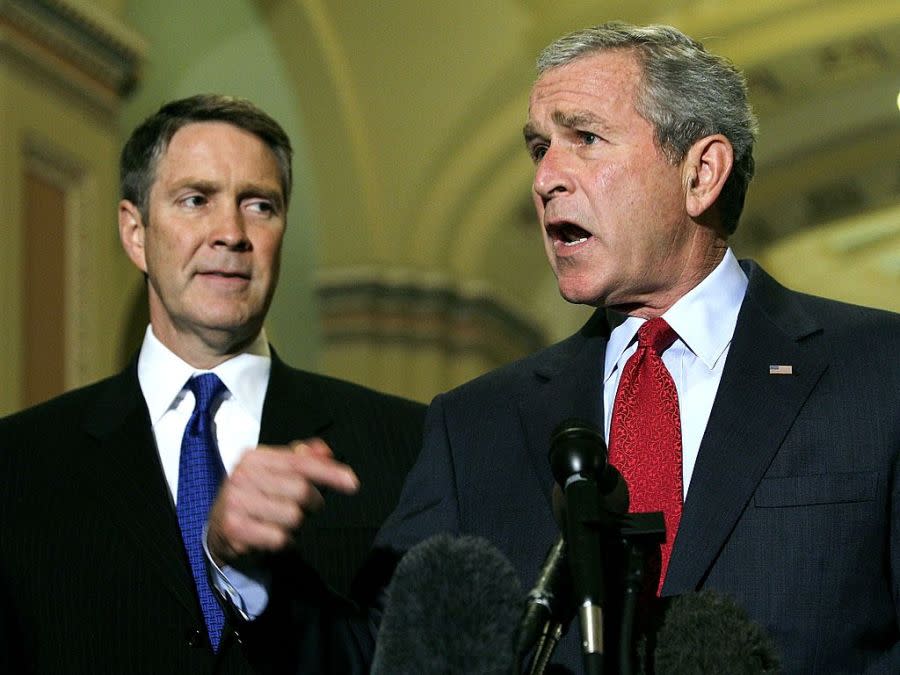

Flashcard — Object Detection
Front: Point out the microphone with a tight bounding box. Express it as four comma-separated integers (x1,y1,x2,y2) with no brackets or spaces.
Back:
648,590,781,674
549,418,621,675
516,537,574,663
372,534,523,675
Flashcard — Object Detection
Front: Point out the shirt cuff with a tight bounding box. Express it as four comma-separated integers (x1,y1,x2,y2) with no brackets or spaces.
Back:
203,524,271,621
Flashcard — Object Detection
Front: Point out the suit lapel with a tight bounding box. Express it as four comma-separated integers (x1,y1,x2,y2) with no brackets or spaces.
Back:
663,262,828,594
258,353,340,568
518,311,610,506
73,353,336,621
258,352,333,446
80,363,199,615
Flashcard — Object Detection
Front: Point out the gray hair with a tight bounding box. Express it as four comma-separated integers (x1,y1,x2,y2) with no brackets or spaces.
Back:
537,22,758,235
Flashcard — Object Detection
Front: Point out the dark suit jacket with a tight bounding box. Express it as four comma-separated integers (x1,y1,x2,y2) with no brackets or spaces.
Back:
0,352,425,674
375,260,899,673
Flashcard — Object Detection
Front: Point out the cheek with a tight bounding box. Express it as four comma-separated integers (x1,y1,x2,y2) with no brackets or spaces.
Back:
255,230,285,273
531,191,545,219
637,156,683,202
149,226,193,261
585,163,622,205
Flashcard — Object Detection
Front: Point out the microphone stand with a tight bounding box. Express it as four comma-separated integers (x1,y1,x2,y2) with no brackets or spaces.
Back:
523,510,664,675
616,513,664,675
527,620,565,675
576,510,665,675
540,421,665,675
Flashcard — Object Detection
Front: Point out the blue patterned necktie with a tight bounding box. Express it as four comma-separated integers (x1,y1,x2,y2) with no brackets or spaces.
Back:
176,373,227,652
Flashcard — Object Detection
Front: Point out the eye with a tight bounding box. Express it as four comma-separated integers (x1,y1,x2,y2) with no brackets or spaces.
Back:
245,199,278,216
580,131,599,145
180,194,207,208
529,144,548,162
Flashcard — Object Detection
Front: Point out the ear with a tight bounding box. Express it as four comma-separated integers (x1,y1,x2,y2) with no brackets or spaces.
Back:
118,199,148,273
682,134,733,221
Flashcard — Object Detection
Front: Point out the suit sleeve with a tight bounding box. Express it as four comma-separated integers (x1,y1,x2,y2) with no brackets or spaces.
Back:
0,582,27,674
858,409,900,673
372,394,462,554
866,444,900,672
358,394,463,648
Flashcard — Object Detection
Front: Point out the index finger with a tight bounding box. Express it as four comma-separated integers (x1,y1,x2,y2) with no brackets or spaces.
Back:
291,438,333,458
290,451,360,495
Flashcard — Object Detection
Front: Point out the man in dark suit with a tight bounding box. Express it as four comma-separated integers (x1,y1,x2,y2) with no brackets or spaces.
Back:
374,23,898,673
0,95,424,674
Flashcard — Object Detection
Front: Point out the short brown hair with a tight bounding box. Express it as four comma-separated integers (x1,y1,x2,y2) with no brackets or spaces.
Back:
120,94,293,219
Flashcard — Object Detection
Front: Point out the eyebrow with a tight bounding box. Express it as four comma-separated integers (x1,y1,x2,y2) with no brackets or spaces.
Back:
523,122,542,144
523,110,611,143
237,186,285,211
168,179,285,210
168,178,218,196
553,110,609,131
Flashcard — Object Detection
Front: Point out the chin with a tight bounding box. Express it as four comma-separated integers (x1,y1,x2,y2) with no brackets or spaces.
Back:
558,289,603,307
556,276,605,307
196,308,256,335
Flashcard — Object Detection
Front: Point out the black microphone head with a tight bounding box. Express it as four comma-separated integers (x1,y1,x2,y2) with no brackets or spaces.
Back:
549,418,608,487
651,590,781,674
372,534,523,675
599,464,629,513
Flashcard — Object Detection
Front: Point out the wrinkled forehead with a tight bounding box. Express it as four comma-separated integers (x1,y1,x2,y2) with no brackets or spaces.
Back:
535,50,640,96
156,121,286,191
526,51,642,125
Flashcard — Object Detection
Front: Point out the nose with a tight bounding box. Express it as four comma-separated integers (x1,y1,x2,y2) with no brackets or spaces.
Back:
211,205,251,251
533,145,575,204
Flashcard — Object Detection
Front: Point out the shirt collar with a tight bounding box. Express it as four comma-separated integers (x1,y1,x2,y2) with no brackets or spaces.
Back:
137,326,272,426
603,249,748,381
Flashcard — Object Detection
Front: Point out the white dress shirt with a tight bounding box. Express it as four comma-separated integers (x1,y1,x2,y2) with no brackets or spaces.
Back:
603,249,748,499
137,326,272,619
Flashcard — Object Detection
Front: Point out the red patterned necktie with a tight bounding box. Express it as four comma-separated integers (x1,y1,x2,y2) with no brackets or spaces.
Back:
609,317,683,596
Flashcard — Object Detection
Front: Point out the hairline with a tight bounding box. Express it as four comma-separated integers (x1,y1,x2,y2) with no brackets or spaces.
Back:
141,120,289,220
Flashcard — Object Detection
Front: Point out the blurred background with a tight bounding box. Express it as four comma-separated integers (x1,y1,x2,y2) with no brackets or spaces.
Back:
1,0,898,414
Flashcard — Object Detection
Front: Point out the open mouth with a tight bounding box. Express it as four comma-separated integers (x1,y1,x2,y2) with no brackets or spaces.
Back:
548,222,591,247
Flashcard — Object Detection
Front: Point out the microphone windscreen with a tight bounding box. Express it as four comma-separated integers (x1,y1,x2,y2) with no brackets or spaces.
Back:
652,590,780,674
372,534,523,675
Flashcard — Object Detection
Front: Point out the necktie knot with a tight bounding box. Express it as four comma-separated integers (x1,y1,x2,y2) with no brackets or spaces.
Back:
188,372,227,416
637,317,678,355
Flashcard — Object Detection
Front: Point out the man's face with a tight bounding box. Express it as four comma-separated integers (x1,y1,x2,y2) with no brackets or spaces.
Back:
525,50,697,314
120,121,286,362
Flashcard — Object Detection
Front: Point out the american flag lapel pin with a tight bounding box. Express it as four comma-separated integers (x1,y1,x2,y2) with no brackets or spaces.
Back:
769,364,794,375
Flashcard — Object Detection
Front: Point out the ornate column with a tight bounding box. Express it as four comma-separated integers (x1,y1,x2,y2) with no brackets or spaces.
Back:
317,269,547,402
0,0,144,413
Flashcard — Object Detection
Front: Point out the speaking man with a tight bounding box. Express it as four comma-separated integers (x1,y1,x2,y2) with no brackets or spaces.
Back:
374,22,899,674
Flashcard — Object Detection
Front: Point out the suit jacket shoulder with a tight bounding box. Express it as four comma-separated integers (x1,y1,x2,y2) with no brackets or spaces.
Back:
740,258,900,341
439,308,610,408
0,363,144,446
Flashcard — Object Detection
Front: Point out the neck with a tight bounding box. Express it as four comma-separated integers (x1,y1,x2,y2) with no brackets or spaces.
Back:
149,324,260,370
610,239,728,319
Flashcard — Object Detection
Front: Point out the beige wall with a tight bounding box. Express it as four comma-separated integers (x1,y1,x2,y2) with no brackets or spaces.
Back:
0,16,136,413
